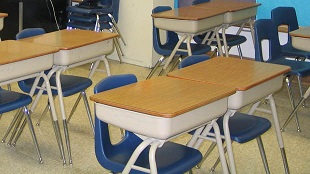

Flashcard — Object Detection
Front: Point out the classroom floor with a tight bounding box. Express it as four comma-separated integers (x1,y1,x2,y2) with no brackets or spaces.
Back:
0,59,310,174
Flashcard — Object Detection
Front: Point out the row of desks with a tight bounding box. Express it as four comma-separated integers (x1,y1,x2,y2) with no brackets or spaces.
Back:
151,1,260,74
90,57,291,174
0,29,118,164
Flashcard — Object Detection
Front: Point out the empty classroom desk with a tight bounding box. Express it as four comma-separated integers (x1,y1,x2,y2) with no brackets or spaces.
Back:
151,6,227,74
20,29,118,164
192,1,261,56
0,40,61,162
90,76,236,174
168,57,291,174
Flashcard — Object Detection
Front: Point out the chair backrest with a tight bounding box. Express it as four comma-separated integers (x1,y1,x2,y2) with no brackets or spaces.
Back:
254,19,284,62
192,0,210,5
271,7,299,44
99,0,120,22
94,74,138,171
152,6,179,56
178,55,210,69
16,28,46,40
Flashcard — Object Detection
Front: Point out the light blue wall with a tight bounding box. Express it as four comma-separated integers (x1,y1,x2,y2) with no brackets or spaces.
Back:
257,0,310,26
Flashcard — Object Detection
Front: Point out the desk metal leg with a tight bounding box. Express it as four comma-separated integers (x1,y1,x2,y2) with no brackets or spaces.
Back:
223,110,237,174
122,138,154,174
56,69,73,165
159,35,188,76
188,119,230,174
248,95,290,174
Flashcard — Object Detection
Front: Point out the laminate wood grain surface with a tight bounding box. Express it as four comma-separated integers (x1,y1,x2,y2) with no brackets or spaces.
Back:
90,76,235,118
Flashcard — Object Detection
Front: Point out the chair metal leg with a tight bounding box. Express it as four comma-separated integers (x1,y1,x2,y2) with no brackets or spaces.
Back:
237,45,244,59
49,104,66,165
63,119,72,165
256,136,270,174
297,76,306,107
1,108,23,143
36,100,51,126
6,111,24,146
196,142,217,169
67,93,83,123
11,117,27,147
113,38,123,63
146,56,166,79
113,36,125,56
210,143,229,172
168,57,183,73
281,76,301,132
108,19,126,46
24,106,43,163
82,91,95,136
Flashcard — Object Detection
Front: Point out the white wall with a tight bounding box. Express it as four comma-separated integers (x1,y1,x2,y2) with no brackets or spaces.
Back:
107,0,174,68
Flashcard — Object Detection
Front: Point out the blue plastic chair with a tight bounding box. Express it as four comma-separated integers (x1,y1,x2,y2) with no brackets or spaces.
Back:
146,6,211,79
0,87,43,163
271,7,310,60
254,19,310,132
15,28,94,135
94,74,203,174
179,56,271,173
178,55,210,69
192,0,247,58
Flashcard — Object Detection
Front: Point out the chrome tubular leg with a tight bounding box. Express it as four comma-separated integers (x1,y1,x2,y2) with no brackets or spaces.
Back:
146,56,166,79
36,99,54,126
49,103,66,165
113,38,123,63
211,144,228,172
237,45,243,59
114,36,124,56
196,142,217,169
168,57,183,73
63,119,72,165
282,76,301,131
256,136,270,174
297,76,306,107
1,108,22,143
6,112,24,146
67,93,83,123
24,106,43,164
82,91,95,136
11,117,27,147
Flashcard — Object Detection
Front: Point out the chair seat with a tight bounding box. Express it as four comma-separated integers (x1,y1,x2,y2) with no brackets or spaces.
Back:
158,42,211,57
267,58,310,77
18,74,92,97
194,32,247,47
96,131,202,174
216,112,271,143
189,112,271,143
0,89,32,114
281,43,310,59
66,5,112,15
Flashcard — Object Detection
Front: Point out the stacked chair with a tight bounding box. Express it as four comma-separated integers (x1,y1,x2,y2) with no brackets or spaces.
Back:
66,0,125,63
